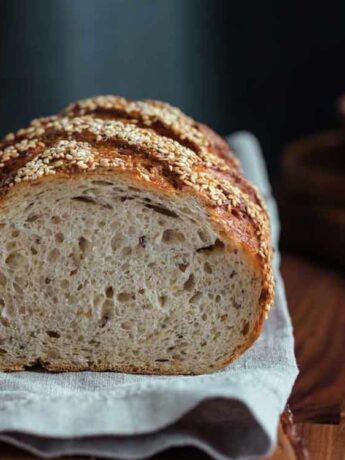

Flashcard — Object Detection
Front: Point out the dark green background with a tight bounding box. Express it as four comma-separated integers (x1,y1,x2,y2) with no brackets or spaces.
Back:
1,0,345,176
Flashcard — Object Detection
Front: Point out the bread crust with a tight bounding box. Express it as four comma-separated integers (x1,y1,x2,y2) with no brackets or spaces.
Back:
0,96,274,373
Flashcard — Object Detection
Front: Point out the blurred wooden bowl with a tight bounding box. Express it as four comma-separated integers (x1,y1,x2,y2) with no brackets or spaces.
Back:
279,130,345,268
282,131,345,206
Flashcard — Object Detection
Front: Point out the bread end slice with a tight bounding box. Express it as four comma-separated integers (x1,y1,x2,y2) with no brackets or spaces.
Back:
0,173,265,374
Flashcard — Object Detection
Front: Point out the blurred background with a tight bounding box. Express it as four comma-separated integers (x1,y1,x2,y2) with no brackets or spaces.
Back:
1,0,345,177
1,0,345,265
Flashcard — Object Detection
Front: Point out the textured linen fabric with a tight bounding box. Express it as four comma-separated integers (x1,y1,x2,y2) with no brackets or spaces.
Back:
0,132,298,460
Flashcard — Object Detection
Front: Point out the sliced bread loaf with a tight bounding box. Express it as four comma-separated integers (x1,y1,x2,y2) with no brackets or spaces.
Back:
0,96,273,374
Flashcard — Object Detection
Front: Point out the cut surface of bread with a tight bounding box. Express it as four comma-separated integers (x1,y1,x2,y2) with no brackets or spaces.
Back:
0,96,273,374
0,176,261,373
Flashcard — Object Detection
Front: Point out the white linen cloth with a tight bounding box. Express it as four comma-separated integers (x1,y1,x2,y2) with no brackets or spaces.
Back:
0,132,298,459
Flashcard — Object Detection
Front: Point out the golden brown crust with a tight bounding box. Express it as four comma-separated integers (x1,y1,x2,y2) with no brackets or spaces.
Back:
62,95,241,172
0,95,274,372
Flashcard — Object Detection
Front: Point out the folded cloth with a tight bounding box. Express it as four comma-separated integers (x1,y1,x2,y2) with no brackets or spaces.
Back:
0,132,298,460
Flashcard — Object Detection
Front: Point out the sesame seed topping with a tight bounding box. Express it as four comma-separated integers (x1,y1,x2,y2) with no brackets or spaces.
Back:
62,95,228,170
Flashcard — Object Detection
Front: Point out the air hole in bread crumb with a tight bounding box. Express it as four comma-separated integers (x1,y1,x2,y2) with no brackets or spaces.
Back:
120,321,131,330
72,196,97,205
102,299,113,314
204,262,212,274
162,229,185,243
91,180,113,186
0,348,7,355
159,295,167,307
5,252,25,268
183,274,195,291
6,241,16,251
0,317,9,327
0,273,7,288
233,300,241,310
68,295,77,306
51,215,61,224
139,236,146,248
117,292,132,302
46,331,60,338
242,321,250,336
197,230,208,243
79,236,90,256
93,295,103,308
197,239,225,253
99,314,109,329
120,195,134,202
61,279,69,289
105,286,114,298
55,233,64,243
213,331,221,341
201,313,207,321
24,202,34,212
122,247,132,256
48,248,60,262
31,247,38,255
111,236,120,251
190,292,202,304
26,214,40,223
144,204,178,218
178,263,188,272
13,283,23,295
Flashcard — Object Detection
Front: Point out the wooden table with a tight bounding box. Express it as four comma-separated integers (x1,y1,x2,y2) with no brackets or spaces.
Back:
0,253,344,459
271,253,345,460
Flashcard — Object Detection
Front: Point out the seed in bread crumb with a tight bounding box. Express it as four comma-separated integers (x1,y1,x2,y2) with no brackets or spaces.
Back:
139,236,147,248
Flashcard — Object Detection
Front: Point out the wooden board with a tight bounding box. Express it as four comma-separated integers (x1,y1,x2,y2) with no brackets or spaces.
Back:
282,254,345,425
0,252,344,459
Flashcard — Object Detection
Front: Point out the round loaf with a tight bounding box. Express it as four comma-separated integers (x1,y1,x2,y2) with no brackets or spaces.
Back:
0,96,274,374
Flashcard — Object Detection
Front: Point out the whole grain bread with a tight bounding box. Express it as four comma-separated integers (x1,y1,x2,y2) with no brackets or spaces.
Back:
0,96,274,374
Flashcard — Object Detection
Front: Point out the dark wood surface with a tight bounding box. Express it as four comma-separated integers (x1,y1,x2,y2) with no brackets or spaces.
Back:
283,254,345,425
0,252,344,459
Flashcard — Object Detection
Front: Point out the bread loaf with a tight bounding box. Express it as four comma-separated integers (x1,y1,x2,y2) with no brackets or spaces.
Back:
0,96,273,374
